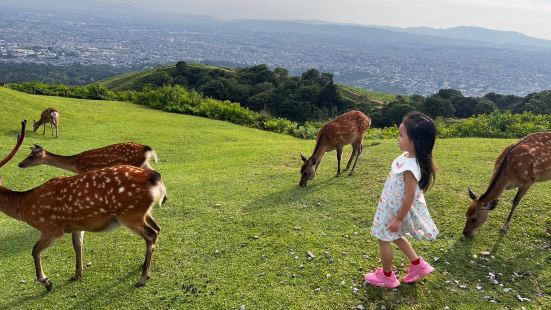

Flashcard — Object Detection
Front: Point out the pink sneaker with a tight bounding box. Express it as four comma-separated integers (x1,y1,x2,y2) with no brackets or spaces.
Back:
402,258,434,283
364,268,400,288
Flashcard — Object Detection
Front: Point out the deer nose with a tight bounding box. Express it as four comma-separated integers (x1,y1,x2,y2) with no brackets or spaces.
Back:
18,163,23,168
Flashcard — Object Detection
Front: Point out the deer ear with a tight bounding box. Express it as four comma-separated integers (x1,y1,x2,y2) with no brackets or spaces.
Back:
300,153,307,162
468,188,478,200
483,200,498,210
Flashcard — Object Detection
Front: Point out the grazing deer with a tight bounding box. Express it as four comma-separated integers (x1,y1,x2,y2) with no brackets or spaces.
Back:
463,132,551,236
0,121,167,291
33,108,60,138
299,110,371,187
19,142,158,173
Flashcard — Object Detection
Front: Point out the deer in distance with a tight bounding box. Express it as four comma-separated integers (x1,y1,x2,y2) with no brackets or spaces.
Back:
18,142,158,173
464,131,551,237
33,108,60,138
0,120,167,291
299,110,371,187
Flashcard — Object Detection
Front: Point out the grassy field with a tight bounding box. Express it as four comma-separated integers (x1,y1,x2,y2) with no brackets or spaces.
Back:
0,87,549,309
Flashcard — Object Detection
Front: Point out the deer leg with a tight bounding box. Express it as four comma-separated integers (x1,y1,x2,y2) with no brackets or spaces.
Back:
501,184,531,233
145,215,161,236
42,124,46,135
344,145,357,171
32,232,62,291
137,223,158,287
55,123,58,138
71,231,84,281
349,143,363,176
336,146,343,177
119,217,158,287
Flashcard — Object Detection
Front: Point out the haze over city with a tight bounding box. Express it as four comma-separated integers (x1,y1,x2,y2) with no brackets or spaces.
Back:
4,0,549,40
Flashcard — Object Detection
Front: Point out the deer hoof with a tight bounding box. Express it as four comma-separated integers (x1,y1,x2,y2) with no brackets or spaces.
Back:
71,274,82,281
499,227,509,234
42,278,53,291
348,172,355,176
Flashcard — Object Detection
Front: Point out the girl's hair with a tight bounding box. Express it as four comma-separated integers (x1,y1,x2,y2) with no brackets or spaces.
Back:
403,111,436,192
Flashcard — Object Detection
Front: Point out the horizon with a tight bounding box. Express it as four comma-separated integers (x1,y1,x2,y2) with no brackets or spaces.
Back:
1,0,551,40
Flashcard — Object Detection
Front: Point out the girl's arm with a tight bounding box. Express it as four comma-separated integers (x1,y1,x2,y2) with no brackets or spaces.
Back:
388,171,417,232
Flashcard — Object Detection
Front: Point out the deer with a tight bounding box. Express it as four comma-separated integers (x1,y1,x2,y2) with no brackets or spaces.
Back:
299,110,371,187
0,120,167,291
18,142,158,173
33,108,60,138
463,131,551,237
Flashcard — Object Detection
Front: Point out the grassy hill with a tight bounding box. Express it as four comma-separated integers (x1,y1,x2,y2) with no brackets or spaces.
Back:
100,63,396,105
0,87,549,308
99,63,237,92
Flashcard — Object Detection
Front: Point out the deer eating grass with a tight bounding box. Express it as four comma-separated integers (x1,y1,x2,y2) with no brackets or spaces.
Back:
463,132,551,236
33,108,60,138
18,142,158,173
0,121,167,291
299,110,371,187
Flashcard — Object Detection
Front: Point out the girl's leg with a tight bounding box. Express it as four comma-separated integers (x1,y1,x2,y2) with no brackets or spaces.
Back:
379,239,393,272
393,237,419,261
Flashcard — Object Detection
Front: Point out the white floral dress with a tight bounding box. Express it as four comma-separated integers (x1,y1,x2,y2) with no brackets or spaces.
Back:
370,152,439,242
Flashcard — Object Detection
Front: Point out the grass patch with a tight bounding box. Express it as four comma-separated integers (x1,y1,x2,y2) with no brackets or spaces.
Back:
0,87,549,309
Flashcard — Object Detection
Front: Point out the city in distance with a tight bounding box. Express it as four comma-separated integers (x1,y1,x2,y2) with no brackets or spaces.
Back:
1,1,551,96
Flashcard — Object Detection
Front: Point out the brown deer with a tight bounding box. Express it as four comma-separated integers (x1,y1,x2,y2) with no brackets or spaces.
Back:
463,131,551,236
0,121,167,291
18,142,158,173
299,110,371,187
33,108,60,138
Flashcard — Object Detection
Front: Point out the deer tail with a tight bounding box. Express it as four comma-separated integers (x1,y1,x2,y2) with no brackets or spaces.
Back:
144,145,158,163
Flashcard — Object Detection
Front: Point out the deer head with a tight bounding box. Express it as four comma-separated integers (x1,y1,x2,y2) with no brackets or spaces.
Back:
463,188,498,237
32,119,40,133
299,153,317,187
18,144,46,168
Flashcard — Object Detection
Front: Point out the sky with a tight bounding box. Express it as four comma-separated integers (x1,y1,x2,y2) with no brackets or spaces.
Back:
88,0,551,40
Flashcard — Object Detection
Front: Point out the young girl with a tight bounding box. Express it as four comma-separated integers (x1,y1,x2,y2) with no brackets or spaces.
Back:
365,111,438,288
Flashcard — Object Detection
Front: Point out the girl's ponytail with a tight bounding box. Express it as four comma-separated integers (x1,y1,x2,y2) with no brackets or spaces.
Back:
403,112,436,192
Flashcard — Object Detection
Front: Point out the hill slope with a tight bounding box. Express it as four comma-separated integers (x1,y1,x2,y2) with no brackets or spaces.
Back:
0,87,549,308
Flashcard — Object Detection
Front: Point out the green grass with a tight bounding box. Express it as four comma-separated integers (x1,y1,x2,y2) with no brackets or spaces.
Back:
0,87,549,309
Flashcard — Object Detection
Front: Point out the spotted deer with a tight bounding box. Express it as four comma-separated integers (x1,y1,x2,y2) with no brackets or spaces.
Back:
19,142,158,173
300,110,371,186
33,108,60,138
464,131,551,236
0,121,167,291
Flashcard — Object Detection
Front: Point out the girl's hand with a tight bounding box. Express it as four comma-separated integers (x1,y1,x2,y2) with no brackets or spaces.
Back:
387,217,403,232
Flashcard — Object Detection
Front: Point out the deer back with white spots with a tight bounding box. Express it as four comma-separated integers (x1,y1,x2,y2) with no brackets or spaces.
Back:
299,110,371,186
33,108,60,138
464,131,551,236
0,121,167,291
18,142,158,173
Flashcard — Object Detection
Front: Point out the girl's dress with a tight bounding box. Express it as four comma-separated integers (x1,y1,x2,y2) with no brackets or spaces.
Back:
371,152,439,242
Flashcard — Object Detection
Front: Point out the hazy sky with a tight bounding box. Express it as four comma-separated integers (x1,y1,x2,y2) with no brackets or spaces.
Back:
91,0,551,40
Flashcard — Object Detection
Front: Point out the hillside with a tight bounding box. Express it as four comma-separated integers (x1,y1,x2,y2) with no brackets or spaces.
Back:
101,64,394,104
0,87,549,308
100,63,237,92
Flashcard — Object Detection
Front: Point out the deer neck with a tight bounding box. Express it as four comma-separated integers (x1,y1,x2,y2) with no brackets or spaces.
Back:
311,144,328,166
44,152,79,173
0,187,26,220
479,175,508,204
